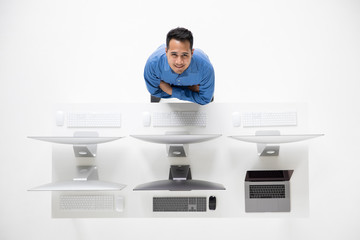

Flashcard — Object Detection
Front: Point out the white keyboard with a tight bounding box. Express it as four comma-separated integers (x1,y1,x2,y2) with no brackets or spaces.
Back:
152,111,206,127
242,111,297,127
67,112,121,128
59,194,119,211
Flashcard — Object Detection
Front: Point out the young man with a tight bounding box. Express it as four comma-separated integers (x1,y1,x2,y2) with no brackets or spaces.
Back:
144,27,215,105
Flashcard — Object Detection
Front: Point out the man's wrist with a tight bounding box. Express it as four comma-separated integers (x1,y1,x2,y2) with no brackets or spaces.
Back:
159,81,173,95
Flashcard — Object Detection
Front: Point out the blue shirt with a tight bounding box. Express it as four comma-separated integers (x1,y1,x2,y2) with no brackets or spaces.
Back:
144,45,215,105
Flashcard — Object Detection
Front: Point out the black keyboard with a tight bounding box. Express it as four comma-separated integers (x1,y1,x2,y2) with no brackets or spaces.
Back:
250,185,286,199
153,197,207,212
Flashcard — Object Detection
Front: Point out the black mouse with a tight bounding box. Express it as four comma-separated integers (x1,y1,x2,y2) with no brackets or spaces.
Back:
209,196,216,210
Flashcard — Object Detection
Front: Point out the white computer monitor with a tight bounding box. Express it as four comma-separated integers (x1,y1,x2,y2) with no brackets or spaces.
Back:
130,133,221,157
229,130,324,156
28,136,123,145
28,131,124,157
29,166,126,191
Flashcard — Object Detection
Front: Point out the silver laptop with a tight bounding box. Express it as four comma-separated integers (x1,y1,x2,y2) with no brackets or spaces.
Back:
244,170,294,212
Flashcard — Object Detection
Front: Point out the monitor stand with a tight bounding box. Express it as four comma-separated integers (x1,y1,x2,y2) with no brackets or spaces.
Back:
256,130,281,156
169,165,192,180
165,131,189,157
73,131,98,157
73,165,99,181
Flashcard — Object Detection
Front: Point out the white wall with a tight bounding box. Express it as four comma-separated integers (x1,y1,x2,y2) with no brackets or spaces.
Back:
1,0,359,239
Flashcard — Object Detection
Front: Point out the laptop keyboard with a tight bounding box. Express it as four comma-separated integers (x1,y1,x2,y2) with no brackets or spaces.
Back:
250,185,286,199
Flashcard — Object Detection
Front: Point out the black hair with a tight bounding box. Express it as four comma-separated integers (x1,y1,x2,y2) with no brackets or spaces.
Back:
166,27,193,50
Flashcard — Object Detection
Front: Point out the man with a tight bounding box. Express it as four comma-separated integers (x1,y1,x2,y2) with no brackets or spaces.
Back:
144,27,214,105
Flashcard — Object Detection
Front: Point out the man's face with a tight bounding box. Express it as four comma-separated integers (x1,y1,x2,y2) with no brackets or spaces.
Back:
166,39,194,74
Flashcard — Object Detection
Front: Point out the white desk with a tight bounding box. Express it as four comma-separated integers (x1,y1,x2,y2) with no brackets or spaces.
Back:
48,102,310,218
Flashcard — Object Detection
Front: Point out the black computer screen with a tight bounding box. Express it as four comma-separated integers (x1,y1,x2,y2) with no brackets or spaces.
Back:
248,170,284,179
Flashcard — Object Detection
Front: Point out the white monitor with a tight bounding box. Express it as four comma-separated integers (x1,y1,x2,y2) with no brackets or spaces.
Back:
229,130,324,156
130,133,221,157
29,166,126,191
29,180,126,191
28,136,123,145
28,131,124,157
130,133,221,144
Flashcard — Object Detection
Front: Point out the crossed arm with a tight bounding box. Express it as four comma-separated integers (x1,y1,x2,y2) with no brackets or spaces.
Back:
159,81,199,95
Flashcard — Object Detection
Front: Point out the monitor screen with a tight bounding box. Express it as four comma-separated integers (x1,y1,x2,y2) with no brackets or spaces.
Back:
133,179,225,191
29,180,126,191
229,134,324,144
130,134,221,144
133,165,226,191
245,170,294,181
249,170,284,179
28,136,124,145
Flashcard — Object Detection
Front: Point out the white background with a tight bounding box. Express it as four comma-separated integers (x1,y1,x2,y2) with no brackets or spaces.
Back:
0,0,359,239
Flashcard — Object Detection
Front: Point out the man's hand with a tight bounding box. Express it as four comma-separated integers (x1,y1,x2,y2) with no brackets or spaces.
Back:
159,81,172,95
188,84,200,92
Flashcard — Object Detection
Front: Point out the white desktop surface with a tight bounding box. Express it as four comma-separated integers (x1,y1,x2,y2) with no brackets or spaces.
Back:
50,102,310,218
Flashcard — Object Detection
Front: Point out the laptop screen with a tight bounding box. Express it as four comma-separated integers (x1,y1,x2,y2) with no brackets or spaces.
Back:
245,170,293,181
